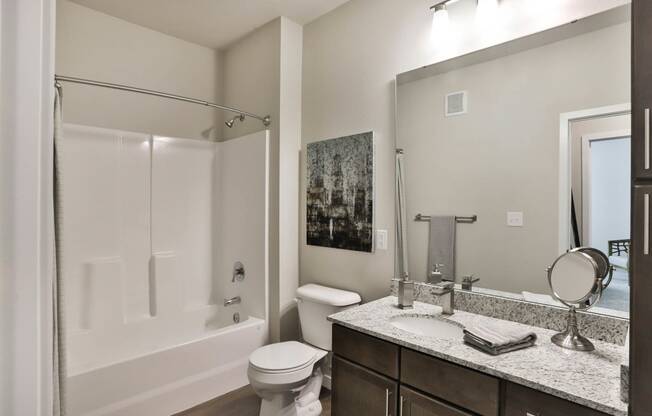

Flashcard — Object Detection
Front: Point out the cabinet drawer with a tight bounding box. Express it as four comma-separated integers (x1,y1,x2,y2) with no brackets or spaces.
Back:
504,382,609,416
401,348,499,416
400,386,472,416
333,324,399,379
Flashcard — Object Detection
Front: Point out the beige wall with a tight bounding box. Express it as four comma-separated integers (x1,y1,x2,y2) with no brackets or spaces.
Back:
222,17,303,342
397,22,630,295
56,0,222,141
278,18,303,341
301,0,629,302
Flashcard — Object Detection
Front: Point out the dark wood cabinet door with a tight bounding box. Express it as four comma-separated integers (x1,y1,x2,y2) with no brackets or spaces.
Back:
633,0,652,179
630,184,652,414
399,386,472,416
332,355,398,416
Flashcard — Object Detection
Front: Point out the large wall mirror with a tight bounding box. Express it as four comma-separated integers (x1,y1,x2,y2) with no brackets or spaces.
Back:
395,5,630,318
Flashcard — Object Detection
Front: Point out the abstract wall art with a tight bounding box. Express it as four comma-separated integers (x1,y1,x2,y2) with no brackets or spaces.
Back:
306,132,374,252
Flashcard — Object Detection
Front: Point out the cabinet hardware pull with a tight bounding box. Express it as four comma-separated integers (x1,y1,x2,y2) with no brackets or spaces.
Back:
385,388,391,416
645,193,650,256
399,395,404,416
646,108,650,170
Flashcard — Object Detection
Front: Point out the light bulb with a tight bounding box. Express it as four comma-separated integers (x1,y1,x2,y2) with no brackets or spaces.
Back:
476,0,499,20
431,4,450,42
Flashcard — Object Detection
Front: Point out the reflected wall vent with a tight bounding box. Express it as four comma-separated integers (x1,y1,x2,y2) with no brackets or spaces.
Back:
445,90,467,117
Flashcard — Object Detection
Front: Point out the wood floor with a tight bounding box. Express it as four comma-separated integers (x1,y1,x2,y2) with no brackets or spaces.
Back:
175,385,332,416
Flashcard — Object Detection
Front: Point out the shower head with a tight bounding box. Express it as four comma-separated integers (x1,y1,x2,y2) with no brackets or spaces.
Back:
225,114,245,128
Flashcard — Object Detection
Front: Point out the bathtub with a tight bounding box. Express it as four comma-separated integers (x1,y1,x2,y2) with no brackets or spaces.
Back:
67,316,267,416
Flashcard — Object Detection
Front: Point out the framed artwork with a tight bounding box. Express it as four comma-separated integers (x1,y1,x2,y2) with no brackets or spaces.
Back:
306,132,374,252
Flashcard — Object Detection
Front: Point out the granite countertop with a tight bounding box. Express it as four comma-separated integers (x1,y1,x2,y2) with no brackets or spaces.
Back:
328,296,628,416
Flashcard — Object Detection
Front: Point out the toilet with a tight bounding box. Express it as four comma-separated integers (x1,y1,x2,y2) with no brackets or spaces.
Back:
248,284,361,416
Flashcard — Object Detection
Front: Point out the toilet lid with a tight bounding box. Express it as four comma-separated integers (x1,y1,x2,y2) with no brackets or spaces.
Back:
249,341,317,372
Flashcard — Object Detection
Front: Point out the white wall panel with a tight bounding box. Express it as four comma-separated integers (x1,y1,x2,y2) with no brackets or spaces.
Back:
151,137,216,310
60,125,151,331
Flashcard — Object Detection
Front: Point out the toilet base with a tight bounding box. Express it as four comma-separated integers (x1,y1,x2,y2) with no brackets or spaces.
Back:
258,368,323,416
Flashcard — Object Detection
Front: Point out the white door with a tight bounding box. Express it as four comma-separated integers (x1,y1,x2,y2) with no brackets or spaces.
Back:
582,133,631,253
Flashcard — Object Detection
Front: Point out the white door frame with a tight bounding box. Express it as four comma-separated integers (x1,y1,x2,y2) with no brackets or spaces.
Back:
558,103,630,254
0,0,56,415
580,130,631,246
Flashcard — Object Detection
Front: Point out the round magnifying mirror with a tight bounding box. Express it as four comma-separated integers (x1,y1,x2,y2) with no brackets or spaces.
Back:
546,249,610,352
548,251,599,306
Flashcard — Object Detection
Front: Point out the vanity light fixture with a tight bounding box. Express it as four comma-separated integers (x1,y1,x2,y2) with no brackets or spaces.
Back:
476,0,500,20
431,2,449,30
430,0,499,29
430,0,457,40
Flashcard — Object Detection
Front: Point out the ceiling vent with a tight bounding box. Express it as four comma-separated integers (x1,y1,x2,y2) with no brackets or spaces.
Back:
445,90,467,117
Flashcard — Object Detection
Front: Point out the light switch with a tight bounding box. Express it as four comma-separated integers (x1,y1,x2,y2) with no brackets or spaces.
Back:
507,211,524,227
376,230,388,250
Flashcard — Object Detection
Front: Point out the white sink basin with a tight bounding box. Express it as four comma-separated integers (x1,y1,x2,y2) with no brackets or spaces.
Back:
390,315,464,340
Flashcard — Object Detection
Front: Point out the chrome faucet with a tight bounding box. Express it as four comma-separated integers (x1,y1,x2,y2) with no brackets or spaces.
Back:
224,296,241,307
461,275,480,291
393,274,414,309
429,281,455,315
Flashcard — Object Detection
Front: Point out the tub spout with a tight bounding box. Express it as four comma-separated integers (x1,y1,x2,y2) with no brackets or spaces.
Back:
224,296,241,307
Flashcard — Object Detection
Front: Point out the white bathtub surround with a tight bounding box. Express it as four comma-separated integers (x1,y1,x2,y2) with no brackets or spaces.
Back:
59,125,269,415
329,297,628,416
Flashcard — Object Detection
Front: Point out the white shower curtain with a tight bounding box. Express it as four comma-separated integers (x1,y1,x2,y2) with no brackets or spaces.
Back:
53,83,67,416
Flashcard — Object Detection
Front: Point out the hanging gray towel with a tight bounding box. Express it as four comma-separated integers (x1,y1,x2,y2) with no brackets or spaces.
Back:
427,216,456,282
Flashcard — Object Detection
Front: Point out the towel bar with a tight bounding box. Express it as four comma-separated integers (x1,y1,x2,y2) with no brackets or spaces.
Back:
414,213,477,223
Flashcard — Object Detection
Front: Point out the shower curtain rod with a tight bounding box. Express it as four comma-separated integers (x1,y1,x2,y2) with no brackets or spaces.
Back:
54,75,272,127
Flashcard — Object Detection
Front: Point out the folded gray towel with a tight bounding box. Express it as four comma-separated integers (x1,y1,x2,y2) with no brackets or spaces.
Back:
463,333,535,355
464,321,537,348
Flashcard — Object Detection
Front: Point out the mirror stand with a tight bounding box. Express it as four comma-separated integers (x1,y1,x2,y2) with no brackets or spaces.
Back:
551,307,595,352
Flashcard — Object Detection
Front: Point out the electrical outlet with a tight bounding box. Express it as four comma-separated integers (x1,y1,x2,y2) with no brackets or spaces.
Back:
376,230,388,250
507,212,524,227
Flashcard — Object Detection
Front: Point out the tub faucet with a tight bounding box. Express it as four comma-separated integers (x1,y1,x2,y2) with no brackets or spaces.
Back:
429,281,455,315
224,296,241,307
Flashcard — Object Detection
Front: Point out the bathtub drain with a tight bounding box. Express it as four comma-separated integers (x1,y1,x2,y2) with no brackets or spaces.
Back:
233,312,240,323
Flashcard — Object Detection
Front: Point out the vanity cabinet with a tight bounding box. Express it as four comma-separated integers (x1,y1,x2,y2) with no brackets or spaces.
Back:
332,324,610,416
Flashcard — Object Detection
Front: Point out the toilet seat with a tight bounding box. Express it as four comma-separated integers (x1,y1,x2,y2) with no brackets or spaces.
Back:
247,341,328,393
249,341,317,374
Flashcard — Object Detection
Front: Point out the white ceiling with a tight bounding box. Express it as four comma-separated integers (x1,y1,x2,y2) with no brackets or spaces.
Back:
70,0,350,50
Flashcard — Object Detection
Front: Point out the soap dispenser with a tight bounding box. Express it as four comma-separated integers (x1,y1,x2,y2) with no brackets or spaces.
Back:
429,264,444,284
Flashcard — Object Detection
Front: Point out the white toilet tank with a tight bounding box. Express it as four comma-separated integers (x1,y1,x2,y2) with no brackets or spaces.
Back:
296,284,361,351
